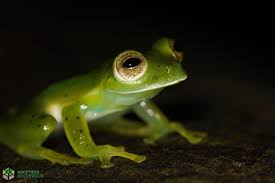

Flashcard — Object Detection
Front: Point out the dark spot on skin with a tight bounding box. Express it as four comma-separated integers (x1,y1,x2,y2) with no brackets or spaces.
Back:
65,117,68,121
31,114,35,118
76,116,80,120
38,124,42,128
79,130,83,133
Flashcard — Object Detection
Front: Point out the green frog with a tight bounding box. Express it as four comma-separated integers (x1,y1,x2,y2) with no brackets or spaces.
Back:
0,38,206,168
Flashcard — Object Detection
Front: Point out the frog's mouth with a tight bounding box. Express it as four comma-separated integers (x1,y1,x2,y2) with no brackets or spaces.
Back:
115,75,187,94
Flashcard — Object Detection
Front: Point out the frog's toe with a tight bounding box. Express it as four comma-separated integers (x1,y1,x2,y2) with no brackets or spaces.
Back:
184,131,207,144
76,158,94,165
134,154,146,163
99,156,114,168
95,145,146,168
171,122,207,144
110,147,146,164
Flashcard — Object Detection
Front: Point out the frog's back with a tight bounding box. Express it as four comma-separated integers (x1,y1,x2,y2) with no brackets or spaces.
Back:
33,71,102,106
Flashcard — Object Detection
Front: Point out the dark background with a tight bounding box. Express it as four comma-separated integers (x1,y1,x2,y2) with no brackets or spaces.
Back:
0,2,274,121
0,2,275,183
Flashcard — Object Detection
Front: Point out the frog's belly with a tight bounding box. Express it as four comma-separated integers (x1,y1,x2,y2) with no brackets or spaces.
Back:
46,104,124,124
84,108,124,122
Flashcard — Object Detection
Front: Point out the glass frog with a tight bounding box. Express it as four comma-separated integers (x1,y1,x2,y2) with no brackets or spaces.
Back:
0,38,207,168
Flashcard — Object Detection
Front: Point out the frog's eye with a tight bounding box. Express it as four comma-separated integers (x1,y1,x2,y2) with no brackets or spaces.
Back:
168,39,184,62
113,50,147,82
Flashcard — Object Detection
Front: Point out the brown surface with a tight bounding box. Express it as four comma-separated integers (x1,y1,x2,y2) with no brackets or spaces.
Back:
0,119,275,183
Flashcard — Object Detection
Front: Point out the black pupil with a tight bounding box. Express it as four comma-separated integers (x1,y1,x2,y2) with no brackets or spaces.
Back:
122,57,141,68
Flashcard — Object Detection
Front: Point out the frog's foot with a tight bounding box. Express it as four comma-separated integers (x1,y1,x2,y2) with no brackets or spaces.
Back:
16,145,93,165
92,145,146,168
144,121,207,144
95,119,207,145
170,122,207,144
39,147,93,165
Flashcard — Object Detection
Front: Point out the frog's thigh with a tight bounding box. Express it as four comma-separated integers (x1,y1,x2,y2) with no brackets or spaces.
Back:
15,114,91,165
12,113,58,147
93,118,151,137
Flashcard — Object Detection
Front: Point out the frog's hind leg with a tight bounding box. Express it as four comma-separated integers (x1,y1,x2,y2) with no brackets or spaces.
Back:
133,100,207,144
13,113,92,165
16,145,92,165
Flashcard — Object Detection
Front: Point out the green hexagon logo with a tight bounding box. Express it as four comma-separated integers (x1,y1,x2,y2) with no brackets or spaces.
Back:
2,167,15,180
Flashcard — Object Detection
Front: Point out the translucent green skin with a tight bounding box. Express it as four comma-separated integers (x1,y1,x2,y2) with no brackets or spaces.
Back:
0,38,206,168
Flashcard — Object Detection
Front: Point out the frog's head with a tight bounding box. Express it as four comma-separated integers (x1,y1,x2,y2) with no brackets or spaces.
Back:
105,38,187,94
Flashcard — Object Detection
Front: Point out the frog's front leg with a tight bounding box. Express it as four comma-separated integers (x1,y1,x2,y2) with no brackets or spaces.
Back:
133,100,207,144
62,103,146,168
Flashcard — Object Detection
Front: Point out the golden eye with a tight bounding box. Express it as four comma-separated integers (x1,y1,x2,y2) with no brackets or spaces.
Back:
168,39,184,62
113,50,147,82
